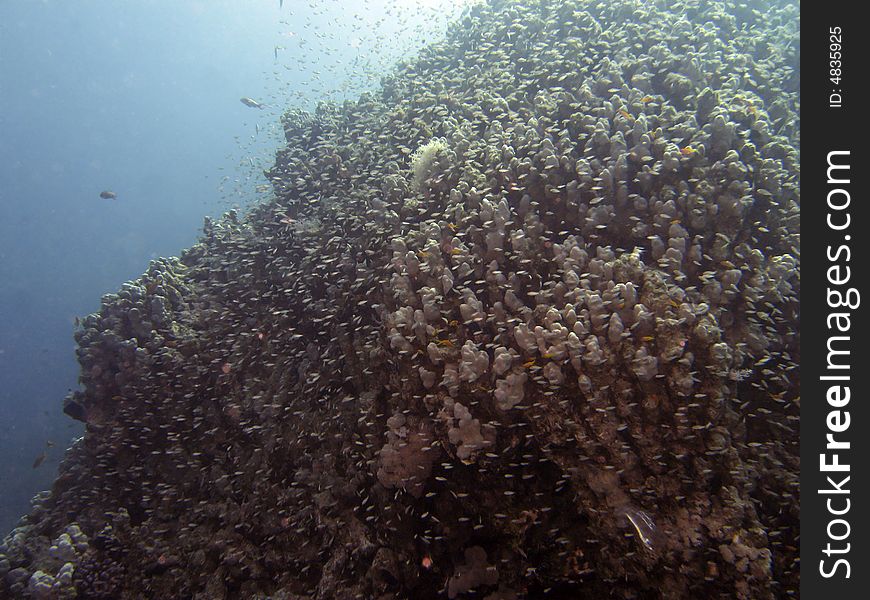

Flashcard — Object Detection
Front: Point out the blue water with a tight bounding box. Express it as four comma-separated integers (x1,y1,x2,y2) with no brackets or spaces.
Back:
0,0,467,534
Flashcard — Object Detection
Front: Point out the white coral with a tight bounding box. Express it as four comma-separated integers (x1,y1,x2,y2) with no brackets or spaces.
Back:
410,138,449,190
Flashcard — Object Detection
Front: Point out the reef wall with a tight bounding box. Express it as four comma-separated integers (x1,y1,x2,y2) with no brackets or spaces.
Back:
1,0,799,598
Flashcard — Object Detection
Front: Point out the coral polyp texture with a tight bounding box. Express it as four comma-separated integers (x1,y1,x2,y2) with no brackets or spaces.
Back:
1,0,799,598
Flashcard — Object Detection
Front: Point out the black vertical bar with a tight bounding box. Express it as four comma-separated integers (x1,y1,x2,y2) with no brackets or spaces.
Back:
801,2,868,597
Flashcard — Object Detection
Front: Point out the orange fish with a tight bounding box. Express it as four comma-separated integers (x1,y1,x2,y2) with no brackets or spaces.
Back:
680,146,696,157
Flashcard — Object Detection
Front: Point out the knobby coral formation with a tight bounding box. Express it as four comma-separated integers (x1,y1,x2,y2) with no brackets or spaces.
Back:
1,0,799,598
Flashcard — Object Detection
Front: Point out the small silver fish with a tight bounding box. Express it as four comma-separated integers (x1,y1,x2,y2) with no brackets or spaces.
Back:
99,190,117,199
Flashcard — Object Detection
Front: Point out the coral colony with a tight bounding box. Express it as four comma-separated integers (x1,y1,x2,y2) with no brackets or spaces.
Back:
1,0,798,598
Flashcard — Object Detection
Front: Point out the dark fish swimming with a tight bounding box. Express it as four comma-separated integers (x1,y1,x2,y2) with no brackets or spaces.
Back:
32,452,46,469
32,439,54,468
99,190,117,199
240,97,266,109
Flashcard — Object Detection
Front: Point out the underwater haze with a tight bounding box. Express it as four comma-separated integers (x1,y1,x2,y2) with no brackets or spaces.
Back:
1,0,799,598
0,0,470,536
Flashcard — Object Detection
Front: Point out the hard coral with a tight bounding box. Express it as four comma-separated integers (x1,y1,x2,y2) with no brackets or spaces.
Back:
1,0,798,598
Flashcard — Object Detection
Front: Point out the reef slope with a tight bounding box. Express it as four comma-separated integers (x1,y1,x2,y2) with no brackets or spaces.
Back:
1,0,799,598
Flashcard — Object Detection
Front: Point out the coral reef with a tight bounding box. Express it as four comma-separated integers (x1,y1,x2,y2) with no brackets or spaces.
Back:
2,0,799,598
448,546,498,598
